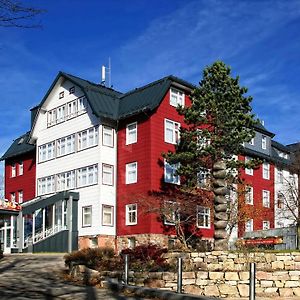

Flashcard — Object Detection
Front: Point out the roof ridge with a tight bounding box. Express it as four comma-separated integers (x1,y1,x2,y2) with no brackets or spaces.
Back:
119,75,171,99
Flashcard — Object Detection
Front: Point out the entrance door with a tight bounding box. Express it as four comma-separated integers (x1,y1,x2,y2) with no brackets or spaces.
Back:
0,222,11,254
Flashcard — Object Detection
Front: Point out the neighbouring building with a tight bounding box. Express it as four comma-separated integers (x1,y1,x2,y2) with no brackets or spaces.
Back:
0,71,298,253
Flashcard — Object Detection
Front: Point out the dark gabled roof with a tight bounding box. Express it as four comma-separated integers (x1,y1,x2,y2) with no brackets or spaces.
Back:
254,122,275,137
1,132,35,161
272,140,290,153
118,75,195,119
286,142,300,152
34,71,122,120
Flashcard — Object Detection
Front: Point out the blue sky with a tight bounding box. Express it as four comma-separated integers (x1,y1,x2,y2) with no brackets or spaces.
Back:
1,0,300,166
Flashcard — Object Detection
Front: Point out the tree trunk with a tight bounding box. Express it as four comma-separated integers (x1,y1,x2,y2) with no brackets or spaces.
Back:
213,160,228,250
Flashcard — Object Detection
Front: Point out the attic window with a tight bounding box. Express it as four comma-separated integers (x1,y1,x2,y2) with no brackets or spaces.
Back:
18,137,24,145
59,91,64,99
69,86,75,94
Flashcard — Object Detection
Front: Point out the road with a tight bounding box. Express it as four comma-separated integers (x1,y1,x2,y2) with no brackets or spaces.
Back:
0,254,143,300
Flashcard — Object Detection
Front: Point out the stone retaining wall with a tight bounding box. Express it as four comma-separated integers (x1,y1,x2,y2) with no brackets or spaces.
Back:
70,250,300,298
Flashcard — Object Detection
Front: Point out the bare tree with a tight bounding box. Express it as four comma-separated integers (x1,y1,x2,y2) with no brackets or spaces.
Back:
0,0,44,28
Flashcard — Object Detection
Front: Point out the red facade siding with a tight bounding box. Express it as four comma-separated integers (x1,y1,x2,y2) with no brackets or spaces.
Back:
5,151,36,203
117,89,214,238
238,155,275,237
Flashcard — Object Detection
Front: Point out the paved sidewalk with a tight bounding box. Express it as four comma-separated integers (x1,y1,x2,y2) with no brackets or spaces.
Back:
0,254,143,299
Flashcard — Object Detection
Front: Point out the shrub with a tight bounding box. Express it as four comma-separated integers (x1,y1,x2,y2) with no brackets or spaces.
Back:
64,247,121,271
120,244,172,272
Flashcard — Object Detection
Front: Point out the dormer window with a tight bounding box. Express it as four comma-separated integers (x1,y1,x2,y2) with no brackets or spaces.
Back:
170,88,184,107
59,91,64,99
69,86,75,94
262,135,267,150
249,137,254,146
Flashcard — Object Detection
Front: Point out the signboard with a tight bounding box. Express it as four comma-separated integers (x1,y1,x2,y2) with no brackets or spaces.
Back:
243,237,283,246
0,199,21,211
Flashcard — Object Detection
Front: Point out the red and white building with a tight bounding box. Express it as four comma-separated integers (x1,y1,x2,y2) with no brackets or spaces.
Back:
0,72,298,253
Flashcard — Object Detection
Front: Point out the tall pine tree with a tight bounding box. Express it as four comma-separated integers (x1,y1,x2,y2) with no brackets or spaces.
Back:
166,61,259,250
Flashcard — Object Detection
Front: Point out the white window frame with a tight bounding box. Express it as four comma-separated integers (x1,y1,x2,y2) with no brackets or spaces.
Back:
164,119,180,144
11,163,16,177
47,109,56,127
164,201,179,225
102,164,114,186
82,206,92,227
38,142,55,163
263,220,270,230
10,192,15,202
18,190,23,204
126,162,137,184
56,105,66,124
262,190,270,208
57,170,76,191
102,205,114,226
245,186,254,205
18,161,24,176
263,162,270,180
78,96,87,114
37,175,55,196
66,100,77,120
170,88,185,107
57,134,75,157
262,135,267,150
277,168,283,184
164,160,180,185
78,127,98,151
245,156,253,176
126,204,137,225
126,122,137,145
102,126,114,147
197,169,209,187
77,164,98,188
197,206,211,229
245,219,253,232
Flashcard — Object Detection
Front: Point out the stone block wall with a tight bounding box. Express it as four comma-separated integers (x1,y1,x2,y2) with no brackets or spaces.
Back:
71,250,300,298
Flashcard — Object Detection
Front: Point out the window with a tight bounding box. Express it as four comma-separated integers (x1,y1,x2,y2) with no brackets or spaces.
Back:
102,164,113,185
164,201,179,225
245,156,253,176
57,170,76,191
262,190,270,208
126,122,137,145
170,88,184,107
38,142,55,162
245,186,253,205
59,91,64,99
69,86,75,94
197,169,209,187
245,219,253,232
128,237,136,249
262,135,267,150
197,206,210,228
102,126,114,147
78,96,87,113
102,205,114,226
56,105,65,123
197,130,209,148
126,162,137,184
78,127,98,151
164,161,180,185
77,165,98,187
82,206,92,227
38,176,55,195
11,163,16,177
249,137,255,146
126,204,137,225
263,220,270,230
66,100,77,119
10,192,15,202
277,168,283,183
57,135,75,157
19,161,23,176
164,119,180,144
277,192,284,209
47,109,56,127
262,162,270,180
18,190,23,204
